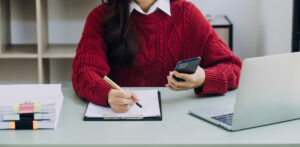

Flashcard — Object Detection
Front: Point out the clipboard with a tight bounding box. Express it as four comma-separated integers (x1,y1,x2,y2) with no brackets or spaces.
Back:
83,91,162,121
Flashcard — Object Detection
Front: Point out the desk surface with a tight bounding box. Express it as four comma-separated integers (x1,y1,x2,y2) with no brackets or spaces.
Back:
1,87,300,146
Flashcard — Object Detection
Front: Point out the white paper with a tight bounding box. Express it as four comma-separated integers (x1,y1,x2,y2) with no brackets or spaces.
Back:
0,84,64,129
85,90,161,118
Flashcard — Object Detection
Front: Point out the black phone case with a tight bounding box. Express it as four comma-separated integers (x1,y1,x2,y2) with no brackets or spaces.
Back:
173,57,201,82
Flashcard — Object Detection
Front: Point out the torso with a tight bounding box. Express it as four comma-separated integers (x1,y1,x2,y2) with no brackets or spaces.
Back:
110,1,199,87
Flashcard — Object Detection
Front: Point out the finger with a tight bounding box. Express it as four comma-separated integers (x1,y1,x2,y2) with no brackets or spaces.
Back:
112,98,133,105
166,84,171,89
111,107,129,113
169,75,191,89
169,81,180,90
116,103,133,109
167,72,172,80
168,75,185,90
170,79,191,90
123,90,133,99
114,90,133,100
123,89,138,103
129,91,139,102
132,94,138,101
167,75,173,86
168,79,180,90
111,103,134,112
112,90,128,98
167,72,173,81
168,83,181,91
166,83,174,90
173,80,191,89
173,71,192,82
166,84,172,90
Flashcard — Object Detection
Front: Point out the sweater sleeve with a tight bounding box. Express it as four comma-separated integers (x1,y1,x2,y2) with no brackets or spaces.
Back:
72,5,113,106
188,4,242,96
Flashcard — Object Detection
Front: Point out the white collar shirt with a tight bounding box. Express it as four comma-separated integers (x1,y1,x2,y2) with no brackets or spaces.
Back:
129,0,171,16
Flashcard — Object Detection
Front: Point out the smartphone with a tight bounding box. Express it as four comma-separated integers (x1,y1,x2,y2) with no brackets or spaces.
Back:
173,57,201,82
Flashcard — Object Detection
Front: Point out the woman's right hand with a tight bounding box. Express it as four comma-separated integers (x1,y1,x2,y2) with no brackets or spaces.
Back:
108,89,139,113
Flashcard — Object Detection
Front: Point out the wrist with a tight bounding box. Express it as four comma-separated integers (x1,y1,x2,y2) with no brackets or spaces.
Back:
107,89,114,106
195,68,206,88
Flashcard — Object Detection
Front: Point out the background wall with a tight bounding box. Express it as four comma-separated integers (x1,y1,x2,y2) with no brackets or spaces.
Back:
1,0,294,84
258,0,293,55
11,0,293,59
48,0,100,44
0,0,38,84
189,0,260,60
12,0,293,59
0,59,38,83
189,0,293,59
47,0,100,84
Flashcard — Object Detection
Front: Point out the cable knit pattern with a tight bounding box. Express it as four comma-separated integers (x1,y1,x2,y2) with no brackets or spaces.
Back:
72,0,242,106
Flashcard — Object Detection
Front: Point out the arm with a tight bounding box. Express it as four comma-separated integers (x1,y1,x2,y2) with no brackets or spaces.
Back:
72,6,113,106
190,5,242,96
167,3,242,96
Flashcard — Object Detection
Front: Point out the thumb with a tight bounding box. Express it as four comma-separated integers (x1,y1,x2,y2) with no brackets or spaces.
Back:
125,89,139,102
131,92,139,102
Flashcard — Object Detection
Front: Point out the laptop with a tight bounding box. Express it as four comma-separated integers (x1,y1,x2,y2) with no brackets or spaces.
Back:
189,52,300,131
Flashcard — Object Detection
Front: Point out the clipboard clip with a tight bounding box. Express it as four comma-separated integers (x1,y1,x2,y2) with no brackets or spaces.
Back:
103,114,144,120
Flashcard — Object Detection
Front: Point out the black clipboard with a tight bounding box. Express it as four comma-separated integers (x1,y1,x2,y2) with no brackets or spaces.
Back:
83,91,162,121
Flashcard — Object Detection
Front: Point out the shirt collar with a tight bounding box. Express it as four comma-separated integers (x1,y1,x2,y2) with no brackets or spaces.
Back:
129,0,171,16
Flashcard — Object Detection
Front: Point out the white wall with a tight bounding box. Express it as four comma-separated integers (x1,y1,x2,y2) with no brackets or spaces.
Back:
258,0,293,56
189,0,293,59
189,0,261,59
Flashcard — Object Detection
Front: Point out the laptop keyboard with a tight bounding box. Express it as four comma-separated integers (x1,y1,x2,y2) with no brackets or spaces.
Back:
211,113,234,126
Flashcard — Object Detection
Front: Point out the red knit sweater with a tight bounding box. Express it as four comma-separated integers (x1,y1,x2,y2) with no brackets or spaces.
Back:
72,1,242,106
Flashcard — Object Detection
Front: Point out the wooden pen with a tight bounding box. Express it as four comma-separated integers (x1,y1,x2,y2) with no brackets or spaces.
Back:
103,76,143,108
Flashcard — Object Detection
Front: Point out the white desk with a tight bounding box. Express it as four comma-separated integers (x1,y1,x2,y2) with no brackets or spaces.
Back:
0,87,300,147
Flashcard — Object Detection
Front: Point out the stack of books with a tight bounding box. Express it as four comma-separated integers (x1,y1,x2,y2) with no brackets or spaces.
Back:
0,84,64,130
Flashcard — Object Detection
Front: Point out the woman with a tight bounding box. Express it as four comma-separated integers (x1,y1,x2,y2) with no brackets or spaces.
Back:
72,0,242,113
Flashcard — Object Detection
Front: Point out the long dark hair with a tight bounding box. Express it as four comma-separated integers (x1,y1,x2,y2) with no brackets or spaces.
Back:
102,0,138,70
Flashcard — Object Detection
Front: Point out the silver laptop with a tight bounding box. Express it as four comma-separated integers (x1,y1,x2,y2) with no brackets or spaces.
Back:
189,52,300,131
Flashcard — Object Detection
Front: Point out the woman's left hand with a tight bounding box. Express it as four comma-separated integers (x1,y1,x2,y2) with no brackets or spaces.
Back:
166,66,206,91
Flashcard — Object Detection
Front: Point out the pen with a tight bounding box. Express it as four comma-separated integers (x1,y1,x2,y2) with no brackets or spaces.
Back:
103,76,143,109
